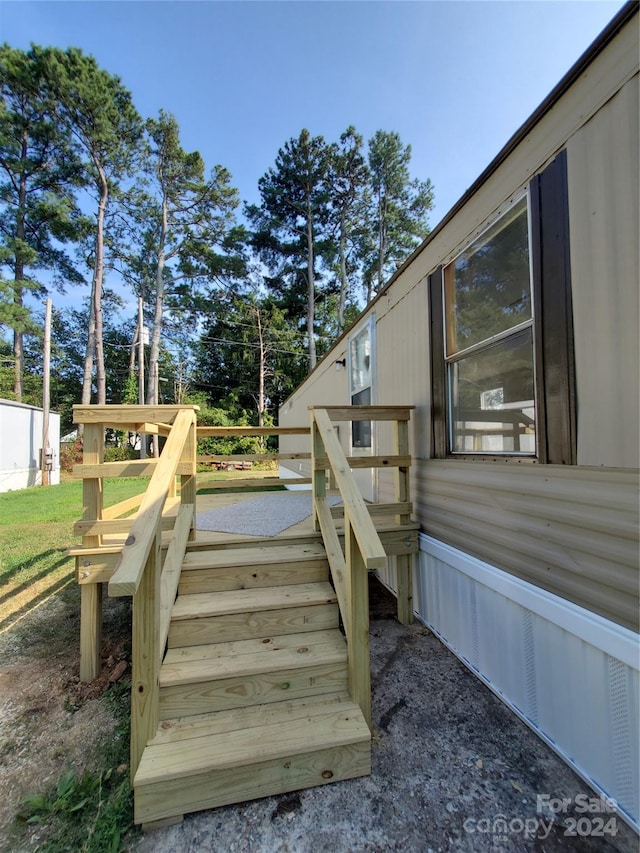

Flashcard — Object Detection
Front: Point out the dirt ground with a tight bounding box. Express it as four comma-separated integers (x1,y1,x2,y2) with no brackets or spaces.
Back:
0,588,130,852
0,578,637,853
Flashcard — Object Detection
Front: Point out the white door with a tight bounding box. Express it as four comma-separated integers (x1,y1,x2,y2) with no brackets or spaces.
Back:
348,315,376,502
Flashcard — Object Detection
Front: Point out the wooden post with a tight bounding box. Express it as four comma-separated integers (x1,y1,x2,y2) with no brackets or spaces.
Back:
346,518,371,728
41,298,51,486
130,529,161,779
80,422,104,681
138,299,146,460
180,412,197,540
394,418,414,625
311,412,326,532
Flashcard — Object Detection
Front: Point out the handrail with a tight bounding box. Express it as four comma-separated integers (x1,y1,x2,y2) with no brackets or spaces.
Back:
311,408,386,570
309,405,414,728
310,407,389,729
109,409,195,598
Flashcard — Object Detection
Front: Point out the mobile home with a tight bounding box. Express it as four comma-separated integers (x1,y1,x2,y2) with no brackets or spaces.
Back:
0,399,60,492
279,3,639,830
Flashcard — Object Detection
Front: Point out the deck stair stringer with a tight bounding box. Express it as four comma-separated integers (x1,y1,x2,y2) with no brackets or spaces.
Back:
133,541,372,828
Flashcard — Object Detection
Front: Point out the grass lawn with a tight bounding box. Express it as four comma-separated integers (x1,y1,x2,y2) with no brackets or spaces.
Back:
0,477,149,634
0,467,280,631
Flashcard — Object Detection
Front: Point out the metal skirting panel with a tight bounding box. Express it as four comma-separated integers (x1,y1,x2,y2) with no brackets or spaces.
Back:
418,534,639,831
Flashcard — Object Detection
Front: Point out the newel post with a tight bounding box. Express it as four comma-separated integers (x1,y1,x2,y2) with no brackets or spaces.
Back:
310,411,325,532
80,422,104,682
130,529,161,780
346,519,371,728
181,410,197,540
394,418,414,625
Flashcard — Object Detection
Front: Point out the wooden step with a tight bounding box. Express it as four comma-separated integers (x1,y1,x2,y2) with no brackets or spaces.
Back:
167,582,339,648
159,629,348,718
134,698,371,825
179,543,329,595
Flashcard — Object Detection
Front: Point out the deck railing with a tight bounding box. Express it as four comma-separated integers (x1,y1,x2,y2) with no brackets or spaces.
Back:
195,424,311,491
310,405,414,726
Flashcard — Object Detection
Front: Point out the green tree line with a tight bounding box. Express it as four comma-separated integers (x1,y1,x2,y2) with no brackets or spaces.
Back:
0,44,434,434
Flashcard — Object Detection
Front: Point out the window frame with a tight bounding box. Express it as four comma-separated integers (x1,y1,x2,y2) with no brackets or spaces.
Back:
348,314,376,450
443,190,537,457
429,150,576,464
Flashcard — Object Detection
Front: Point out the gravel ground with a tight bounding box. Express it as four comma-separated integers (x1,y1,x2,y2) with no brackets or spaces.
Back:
133,578,637,853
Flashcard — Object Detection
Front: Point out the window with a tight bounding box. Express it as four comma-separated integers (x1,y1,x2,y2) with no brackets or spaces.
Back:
445,194,535,454
349,317,374,448
429,151,576,464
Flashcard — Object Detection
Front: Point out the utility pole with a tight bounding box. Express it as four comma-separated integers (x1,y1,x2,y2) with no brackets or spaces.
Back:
138,297,146,459
41,298,52,486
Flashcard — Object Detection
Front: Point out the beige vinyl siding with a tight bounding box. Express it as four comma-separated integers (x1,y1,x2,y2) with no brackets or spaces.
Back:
415,460,639,631
568,73,640,468
279,14,639,629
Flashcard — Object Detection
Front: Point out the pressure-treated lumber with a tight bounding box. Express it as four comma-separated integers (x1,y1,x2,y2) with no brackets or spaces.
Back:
109,409,195,597
394,418,414,625
314,455,412,470
74,514,178,538
197,426,310,437
79,584,102,683
74,460,192,479
160,658,349,718
130,530,161,779
312,405,414,422
102,492,145,520
196,477,312,490
168,602,339,649
314,497,349,636
149,694,352,745
179,543,328,594
138,702,367,783
179,416,197,543
161,629,345,682
312,409,386,570
346,521,371,728
76,552,120,585
79,423,104,681
134,700,369,825
182,542,327,571
198,452,311,463
73,405,199,425
158,504,194,659
329,501,412,519
171,582,337,621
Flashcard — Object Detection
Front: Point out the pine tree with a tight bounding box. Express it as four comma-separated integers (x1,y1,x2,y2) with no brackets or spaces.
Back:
0,45,85,400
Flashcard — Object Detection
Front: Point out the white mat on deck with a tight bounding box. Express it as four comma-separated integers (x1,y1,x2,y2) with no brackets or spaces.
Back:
196,492,342,537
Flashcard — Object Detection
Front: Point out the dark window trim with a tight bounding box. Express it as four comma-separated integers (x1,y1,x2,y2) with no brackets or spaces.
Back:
429,267,447,459
429,151,576,464
529,150,577,464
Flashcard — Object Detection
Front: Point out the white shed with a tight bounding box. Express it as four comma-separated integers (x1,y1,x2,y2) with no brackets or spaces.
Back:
0,399,60,492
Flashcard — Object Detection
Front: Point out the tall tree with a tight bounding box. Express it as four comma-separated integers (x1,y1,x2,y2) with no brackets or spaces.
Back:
46,47,142,405
247,129,331,370
141,110,243,411
363,130,434,301
0,44,85,400
194,291,306,423
327,126,369,337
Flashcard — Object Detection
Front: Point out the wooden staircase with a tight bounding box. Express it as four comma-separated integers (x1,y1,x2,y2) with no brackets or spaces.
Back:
133,539,372,828
71,405,416,831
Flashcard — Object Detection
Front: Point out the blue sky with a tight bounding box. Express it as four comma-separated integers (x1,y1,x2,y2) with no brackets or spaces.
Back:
1,0,626,232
